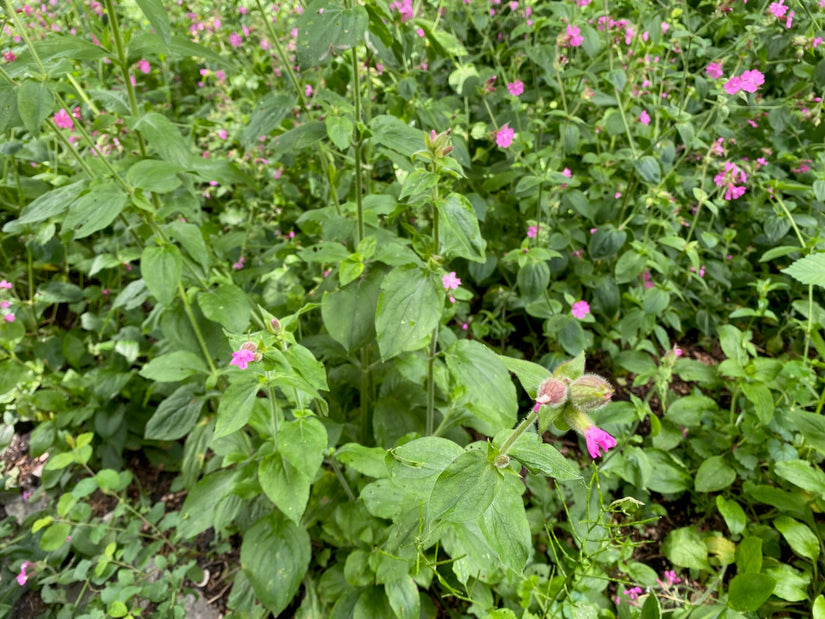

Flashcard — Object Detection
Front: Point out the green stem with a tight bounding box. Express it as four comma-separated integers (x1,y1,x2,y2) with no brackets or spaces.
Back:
254,0,308,108
3,0,47,77
177,282,218,375
329,458,356,501
498,409,539,457
359,347,371,444
425,325,439,436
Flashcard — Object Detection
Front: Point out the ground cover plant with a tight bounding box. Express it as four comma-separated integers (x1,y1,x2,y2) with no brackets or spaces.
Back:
1,0,825,616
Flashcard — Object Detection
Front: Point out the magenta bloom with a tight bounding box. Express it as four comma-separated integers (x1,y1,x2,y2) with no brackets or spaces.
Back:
740,70,764,93
496,123,515,148
137,58,150,74
585,426,616,459
769,0,788,17
4,314,14,323
442,271,461,290
705,62,723,79
16,561,32,586
565,24,584,47
228,33,243,47
639,110,651,126
527,225,538,238
724,76,742,95
0,280,11,289
230,349,256,370
53,109,73,129
507,80,524,96
571,300,590,319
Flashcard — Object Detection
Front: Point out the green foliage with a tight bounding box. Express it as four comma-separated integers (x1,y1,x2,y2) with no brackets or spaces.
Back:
1,0,824,616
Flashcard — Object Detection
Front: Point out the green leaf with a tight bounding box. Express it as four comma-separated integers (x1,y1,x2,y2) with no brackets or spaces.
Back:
814,595,825,619
296,0,368,67
497,356,551,399
134,0,172,48
339,254,364,286
662,527,710,571
387,437,463,500
270,121,327,156
774,515,820,562
242,92,296,147
197,284,251,333
375,266,443,361
503,433,581,481
695,455,736,492
283,345,328,391
40,522,71,551
438,193,486,262
259,452,311,524
428,449,501,523
640,593,662,619
763,562,810,602
322,267,382,352
141,245,182,307
335,444,388,478
63,183,129,239
635,156,661,184
736,536,763,574
18,80,53,137
607,69,627,91
716,496,746,536
277,416,327,474
9,180,87,228
241,512,310,616
127,159,182,193
399,169,438,202
169,221,211,272
479,478,530,572
790,411,825,456
445,340,518,434
325,114,353,150
741,382,774,425
369,115,427,157
646,450,692,494
784,253,825,287
775,459,825,496
214,376,260,439
140,351,208,382
133,112,190,168
177,469,238,538
384,576,419,619
727,573,775,612
145,384,203,441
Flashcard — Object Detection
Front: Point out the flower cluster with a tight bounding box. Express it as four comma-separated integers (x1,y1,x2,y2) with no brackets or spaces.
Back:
713,161,748,200
230,342,261,370
0,279,14,323
723,70,765,95
442,271,462,303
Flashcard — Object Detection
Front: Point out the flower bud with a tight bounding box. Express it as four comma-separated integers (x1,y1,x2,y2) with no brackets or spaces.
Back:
493,454,510,469
569,373,614,412
535,377,568,408
269,317,281,333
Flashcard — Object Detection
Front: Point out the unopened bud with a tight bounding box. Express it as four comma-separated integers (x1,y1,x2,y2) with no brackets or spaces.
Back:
536,377,568,408
269,317,281,333
240,341,262,362
568,373,614,412
493,454,510,469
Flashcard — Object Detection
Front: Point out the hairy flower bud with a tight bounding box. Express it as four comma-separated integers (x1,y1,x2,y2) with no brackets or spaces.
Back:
535,377,569,408
493,454,511,469
569,373,614,412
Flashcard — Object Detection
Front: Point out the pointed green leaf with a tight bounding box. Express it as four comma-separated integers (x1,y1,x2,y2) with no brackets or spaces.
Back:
140,350,208,383
438,193,486,262
18,80,53,137
774,516,820,562
277,416,327,474
141,245,182,307
63,183,129,239
375,266,443,361
214,376,260,439
134,0,172,47
322,268,382,351
428,449,501,523
784,253,825,287
197,284,250,333
479,478,530,572
296,0,368,67
241,512,310,615
259,452,311,524
145,384,203,441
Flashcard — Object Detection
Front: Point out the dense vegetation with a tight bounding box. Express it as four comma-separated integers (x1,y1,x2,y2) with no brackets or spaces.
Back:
1,0,824,617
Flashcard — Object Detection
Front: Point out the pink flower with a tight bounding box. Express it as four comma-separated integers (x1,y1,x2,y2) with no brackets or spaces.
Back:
232,256,245,270
496,123,515,148
442,271,461,290
639,110,651,126
571,300,590,319
461,322,468,330
230,348,256,370
217,129,228,140
0,280,11,289
585,426,617,458
785,10,794,27
769,0,787,17
564,23,584,47
1,301,9,309
305,84,314,97
740,70,764,92
507,80,524,96
16,561,32,586
416,28,425,37
137,58,150,74
562,167,572,178
53,109,74,130
724,76,742,95
3,51,16,62
228,32,243,47
4,314,15,322
705,62,723,79
527,225,538,238
674,347,683,356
